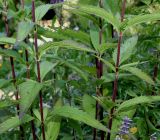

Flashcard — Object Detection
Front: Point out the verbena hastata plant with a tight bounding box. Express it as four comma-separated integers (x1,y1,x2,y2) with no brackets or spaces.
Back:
0,0,160,140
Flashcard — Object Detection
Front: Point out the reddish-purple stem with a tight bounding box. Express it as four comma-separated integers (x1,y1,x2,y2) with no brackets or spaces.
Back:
3,1,24,139
32,1,46,140
93,0,104,140
107,0,126,140
20,0,36,137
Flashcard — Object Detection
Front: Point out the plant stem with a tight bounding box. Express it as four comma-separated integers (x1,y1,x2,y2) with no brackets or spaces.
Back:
21,0,24,9
20,0,37,137
107,0,126,140
3,1,24,139
93,0,104,140
32,1,46,140
25,42,37,140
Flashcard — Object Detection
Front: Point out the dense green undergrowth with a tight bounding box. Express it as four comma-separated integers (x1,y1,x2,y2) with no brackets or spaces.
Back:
0,0,160,140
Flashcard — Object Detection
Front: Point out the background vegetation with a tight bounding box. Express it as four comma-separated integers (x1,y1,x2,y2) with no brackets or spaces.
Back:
0,0,160,140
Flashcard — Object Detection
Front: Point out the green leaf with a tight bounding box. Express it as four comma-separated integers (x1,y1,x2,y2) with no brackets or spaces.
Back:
0,48,25,64
0,37,16,44
0,115,33,134
112,36,138,65
35,61,57,81
0,79,11,89
58,29,91,46
35,3,63,21
68,120,83,140
0,100,18,109
35,4,53,21
59,59,88,81
19,80,43,117
39,40,95,57
120,66,154,85
96,56,115,72
68,4,120,32
82,94,96,118
51,106,109,132
46,118,61,140
90,27,99,51
46,99,63,140
120,62,139,69
122,13,160,32
17,21,34,42
117,96,160,112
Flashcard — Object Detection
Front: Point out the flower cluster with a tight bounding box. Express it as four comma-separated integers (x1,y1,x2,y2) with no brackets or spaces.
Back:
119,116,132,135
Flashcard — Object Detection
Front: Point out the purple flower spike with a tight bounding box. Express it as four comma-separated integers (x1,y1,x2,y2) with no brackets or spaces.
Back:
119,116,132,135
50,0,64,4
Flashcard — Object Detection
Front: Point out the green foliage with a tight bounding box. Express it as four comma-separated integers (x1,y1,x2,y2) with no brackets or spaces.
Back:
0,0,160,139
0,115,33,134
51,106,109,132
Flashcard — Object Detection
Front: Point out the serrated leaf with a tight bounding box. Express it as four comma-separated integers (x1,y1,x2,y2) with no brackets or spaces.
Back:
19,80,43,117
120,66,154,85
35,3,63,21
0,100,18,109
17,21,34,42
46,99,63,140
58,59,88,81
117,96,160,112
0,79,11,89
112,36,138,65
0,37,16,44
96,56,115,72
68,4,120,32
58,29,91,46
0,48,25,64
51,106,109,132
82,94,96,118
0,115,33,134
90,27,99,51
122,13,160,32
35,61,57,81
120,62,139,69
39,40,95,57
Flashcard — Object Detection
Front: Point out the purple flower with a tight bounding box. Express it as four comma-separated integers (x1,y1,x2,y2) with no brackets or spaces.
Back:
50,0,64,4
119,116,132,135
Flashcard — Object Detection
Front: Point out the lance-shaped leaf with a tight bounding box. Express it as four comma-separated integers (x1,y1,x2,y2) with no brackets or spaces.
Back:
39,40,95,57
122,13,160,32
58,58,88,81
0,100,18,109
67,4,120,32
46,99,63,140
35,61,57,81
0,48,25,64
17,21,34,43
35,3,63,21
19,80,43,117
112,36,138,65
57,29,91,46
0,37,16,44
96,56,115,72
82,94,96,118
0,115,33,134
51,106,110,132
0,79,11,89
120,66,154,85
117,96,160,112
